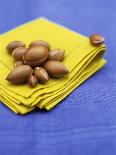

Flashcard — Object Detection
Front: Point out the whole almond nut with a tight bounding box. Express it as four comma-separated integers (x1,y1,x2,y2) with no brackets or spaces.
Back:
6,65,32,84
89,34,105,46
12,47,27,61
48,49,65,61
23,46,48,67
6,41,25,54
43,61,69,78
29,40,50,50
28,74,38,88
34,67,49,84
14,61,24,68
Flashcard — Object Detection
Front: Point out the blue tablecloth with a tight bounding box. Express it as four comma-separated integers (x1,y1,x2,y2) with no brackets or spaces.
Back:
0,0,116,154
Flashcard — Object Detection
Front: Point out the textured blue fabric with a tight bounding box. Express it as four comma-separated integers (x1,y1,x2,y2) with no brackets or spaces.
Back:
0,0,116,154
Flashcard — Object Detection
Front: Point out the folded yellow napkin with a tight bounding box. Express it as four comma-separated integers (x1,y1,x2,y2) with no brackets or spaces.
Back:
0,18,106,114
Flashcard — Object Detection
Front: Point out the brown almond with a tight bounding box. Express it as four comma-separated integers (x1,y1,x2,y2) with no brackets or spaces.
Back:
34,67,49,84
6,41,25,54
89,34,105,46
29,40,50,50
43,61,69,78
27,74,38,88
6,65,32,84
48,49,65,61
23,46,48,67
12,47,27,61
14,61,24,68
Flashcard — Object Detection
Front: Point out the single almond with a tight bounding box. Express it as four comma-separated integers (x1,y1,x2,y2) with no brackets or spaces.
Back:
89,34,105,46
6,65,32,84
6,41,25,54
48,49,65,61
43,61,69,78
23,46,48,67
28,74,38,88
34,67,49,84
12,47,27,61
29,40,50,50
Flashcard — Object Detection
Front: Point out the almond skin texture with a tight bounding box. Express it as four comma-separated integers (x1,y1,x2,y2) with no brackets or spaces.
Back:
28,75,38,88
29,40,50,50
14,61,24,68
6,65,32,84
89,34,105,46
43,61,69,78
6,41,25,54
34,67,49,84
23,46,48,67
48,49,65,61
12,47,27,61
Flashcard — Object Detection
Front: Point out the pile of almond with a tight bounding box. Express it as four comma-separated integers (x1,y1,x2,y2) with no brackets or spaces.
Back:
6,40,69,88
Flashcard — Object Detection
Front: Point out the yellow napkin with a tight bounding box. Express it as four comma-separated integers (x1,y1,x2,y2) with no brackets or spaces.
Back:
0,18,106,114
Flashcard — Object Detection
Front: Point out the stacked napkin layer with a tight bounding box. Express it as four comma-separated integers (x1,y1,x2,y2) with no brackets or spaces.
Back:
0,18,106,114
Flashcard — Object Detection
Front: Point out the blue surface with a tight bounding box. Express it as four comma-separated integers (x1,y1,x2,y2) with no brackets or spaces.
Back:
0,0,116,154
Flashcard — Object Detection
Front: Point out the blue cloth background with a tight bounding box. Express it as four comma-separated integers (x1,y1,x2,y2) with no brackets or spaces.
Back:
0,0,116,154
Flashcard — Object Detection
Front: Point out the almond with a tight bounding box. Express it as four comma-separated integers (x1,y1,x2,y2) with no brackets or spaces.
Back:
12,47,27,61
43,61,69,78
28,74,38,88
48,49,65,61
29,40,50,50
6,41,25,54
6,65,32,84
34,67,49,84
23,46,48,67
